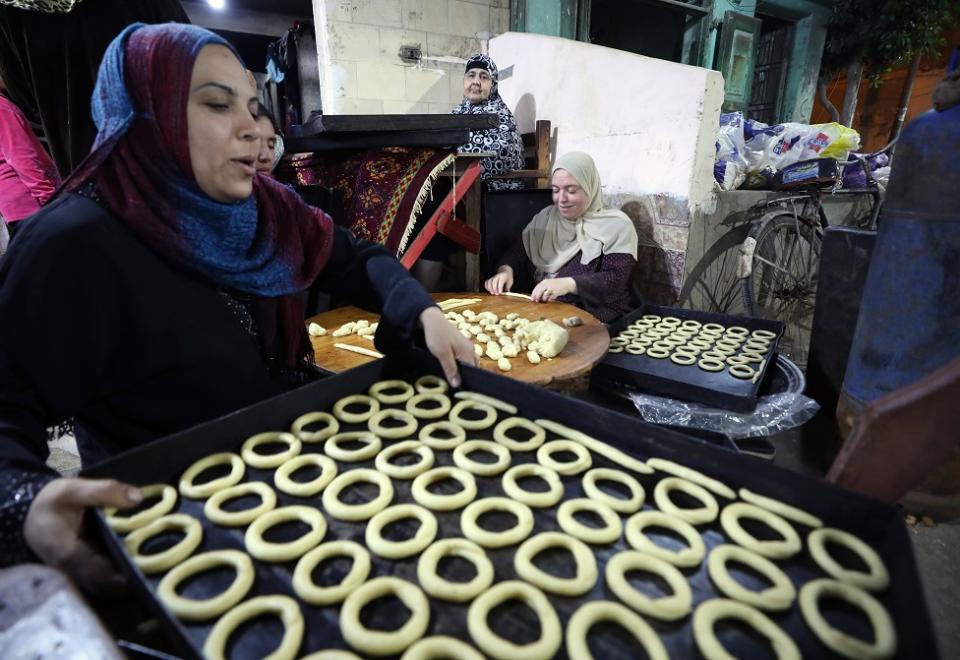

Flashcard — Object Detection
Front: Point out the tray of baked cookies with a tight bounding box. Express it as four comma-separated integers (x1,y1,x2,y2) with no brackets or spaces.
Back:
86,350,934,659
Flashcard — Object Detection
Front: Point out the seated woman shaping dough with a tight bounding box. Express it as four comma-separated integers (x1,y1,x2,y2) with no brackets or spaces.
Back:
484,152,639,322
0,23,474,587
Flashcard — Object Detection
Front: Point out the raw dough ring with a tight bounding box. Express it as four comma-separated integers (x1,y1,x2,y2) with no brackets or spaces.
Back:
514,531,597,596
582,467,645,514
702,322,726,333
740,351,766,363
467,580,561,660
325,431,382,462
752,329,778,340
566,600,669,660
799,578,896,659
725,325,750,337
301,653,361,660
415,374,448,393
179,452,245,499
405,392,452,419
411,466,477,511
536,439,592,475
608,345,625,353
417,538,494,602
449,400,498,431
461,497,534,548
203,595,304,660
693,598,801,660
624,510,706,568
557,498,622,544
808,527,890,591
368,379,415,404
492,417,546,452
157,549,254,621
124,513,203,574
502,463,563,508
453,390,518,414
670,352,697,366
698,358,726,372
646,457,736,499
333,394,381,423
708,544,796,610
605,550,692,621
452,440,512,476
340,577,430,656
291,411,340,443
322,468,394,521
368,409,418,440
365,503,438,559
375,440,435,479
646,347,671,359
653,476,719,525
720,502,802,559
105,484,177,533
625,343,646,355
274,453,338,497
418,420,467,450
242,431,302,469
293,540,371,605
726,355,751,366
204,481,277,527
738,487,823,528
245,505,327,562
401,637,485,660
729,364,757,379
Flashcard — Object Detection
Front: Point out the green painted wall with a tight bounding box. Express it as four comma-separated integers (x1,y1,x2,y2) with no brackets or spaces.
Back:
512,0,579,40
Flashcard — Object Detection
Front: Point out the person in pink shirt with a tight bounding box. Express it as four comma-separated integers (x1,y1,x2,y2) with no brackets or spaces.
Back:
0,72,61,240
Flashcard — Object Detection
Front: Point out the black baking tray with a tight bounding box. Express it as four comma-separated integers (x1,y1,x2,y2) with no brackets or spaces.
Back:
85,350,936,659
592,305,786,413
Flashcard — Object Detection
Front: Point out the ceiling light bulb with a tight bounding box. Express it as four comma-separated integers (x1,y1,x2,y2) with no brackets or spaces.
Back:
208,0,225,9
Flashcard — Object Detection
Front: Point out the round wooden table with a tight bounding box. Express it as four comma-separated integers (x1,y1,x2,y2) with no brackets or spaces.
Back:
306,293,610,387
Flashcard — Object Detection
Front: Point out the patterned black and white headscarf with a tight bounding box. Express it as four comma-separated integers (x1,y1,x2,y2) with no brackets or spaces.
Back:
452,53,524,191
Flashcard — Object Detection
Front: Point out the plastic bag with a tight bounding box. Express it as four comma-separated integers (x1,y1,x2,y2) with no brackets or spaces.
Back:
628,390,820,440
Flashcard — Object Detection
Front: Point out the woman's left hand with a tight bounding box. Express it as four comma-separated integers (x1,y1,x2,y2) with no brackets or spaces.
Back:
419,307,478,387
531,277,578,303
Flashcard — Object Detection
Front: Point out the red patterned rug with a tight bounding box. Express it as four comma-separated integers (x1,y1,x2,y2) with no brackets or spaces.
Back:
278,147,456,257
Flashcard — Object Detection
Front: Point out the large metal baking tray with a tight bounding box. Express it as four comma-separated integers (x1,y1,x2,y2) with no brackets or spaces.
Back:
85,350,936,659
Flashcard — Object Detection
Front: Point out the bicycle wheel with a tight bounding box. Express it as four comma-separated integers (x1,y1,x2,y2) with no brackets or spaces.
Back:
742,213,822,367
678,222,752,316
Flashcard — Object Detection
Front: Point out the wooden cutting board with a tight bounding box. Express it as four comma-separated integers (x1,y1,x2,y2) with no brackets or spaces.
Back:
305,293,611,386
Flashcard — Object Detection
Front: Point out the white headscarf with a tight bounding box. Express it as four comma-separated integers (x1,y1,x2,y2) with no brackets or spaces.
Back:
522,152,638,275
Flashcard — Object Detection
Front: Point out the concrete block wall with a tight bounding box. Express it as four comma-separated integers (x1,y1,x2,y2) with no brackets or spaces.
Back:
312,0,510,115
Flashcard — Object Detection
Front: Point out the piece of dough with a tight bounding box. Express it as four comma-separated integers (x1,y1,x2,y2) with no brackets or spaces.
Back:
340,577,430,657
157,549,254,621
374,440,435,479
460,497,534,548
333,394,381,423
244,505,326,562
582,467,645,514
416,538,494,602
105,484,177,533
624,510,706,568
501,463,563,508
322,468,394,521
653,476,719,525
720,502,802,559
290,411,340,443
411,466,477,511
557,498,622,544
452,440,512,476
274,453,338,497
605,550,692,621
645,457,735,499
693,598,800,660
808,527,890,591
204,481,277,527
536,439,592,475
203,595,304,660
293,540,371,606
124,513,203,574
707,544,796,611
179,452,245,499
566,601,669,660
798,578,896,660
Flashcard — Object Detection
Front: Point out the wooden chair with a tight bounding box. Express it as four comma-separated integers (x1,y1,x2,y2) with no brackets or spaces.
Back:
494,119,552,188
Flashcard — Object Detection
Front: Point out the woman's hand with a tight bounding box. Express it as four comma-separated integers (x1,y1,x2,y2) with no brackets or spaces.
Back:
484,266,514,295
24,477,141,595
531,277,577,303
420,306,477,387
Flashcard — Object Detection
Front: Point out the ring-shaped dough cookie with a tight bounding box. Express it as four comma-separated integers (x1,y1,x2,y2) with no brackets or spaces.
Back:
452,440,512,476
417,538,495,602
607,345,624,353
714,338,743,350
693,598,801,660
557,498,622,544
624,510,706,568
751,329,777,340
124,513,203,574
670,352,697,366
535,418,654,476
242,431,302,469
301,651,361,660
725,325,750,337
610,337,629,347
333,394,381,423
646,457,736,499
566,600,669,660
453,390,518,414
105,484,177,533
365,503,438,559
204,481,277,526
799,578,896,659
417,421,466,450
274,453,338,497
660,316,681,326
368,379,416,404
375,440,435,479
157,549,254,621
681,319,702,329
808,527,890,591
711,345,738,357
536,439,592,476
653,476,719,525
619,329,641,339
582,467,645,514
292,540,371,605
368,409,418,440
401,637,485,660
325,431,382,462
738,488,823,528
203,595,304,660
720,502,802,559
702,323,725,333
689,338,714,350
461,497,534,548
493,417,546,452
179,452,245,499
641,314,662,322
514,531,597,596
708,544,796,610
625,344,646,355
467,580,561,660
502,463,563,508
652,340,676,351
740,351,766,363
698,358,726,372
605,550,692,621
322,468,394,521
245,505,327,562
726,355,751,366
414,374,448,393
411,466,477,511
645,347,671,359
744,340,771,353
291,411,340,443
405,392,452,420
673,345,702,356
449,400,498,431
729,364,757,379
340,577,430,657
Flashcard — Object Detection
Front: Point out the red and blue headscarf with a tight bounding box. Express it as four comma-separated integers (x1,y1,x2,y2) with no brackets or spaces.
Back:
64,23,334,365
